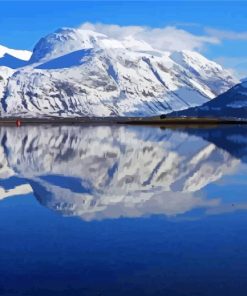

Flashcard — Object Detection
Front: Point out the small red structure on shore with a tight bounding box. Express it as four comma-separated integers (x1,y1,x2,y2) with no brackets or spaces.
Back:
15,119,21,127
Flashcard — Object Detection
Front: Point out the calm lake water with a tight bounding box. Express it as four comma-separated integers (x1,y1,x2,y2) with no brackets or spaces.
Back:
1,125,247,296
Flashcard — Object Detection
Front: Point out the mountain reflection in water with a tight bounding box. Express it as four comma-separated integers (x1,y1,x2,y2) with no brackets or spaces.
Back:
0,125,246,220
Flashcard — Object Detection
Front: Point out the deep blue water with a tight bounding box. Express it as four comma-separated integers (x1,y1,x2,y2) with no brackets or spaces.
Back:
1,125,247,296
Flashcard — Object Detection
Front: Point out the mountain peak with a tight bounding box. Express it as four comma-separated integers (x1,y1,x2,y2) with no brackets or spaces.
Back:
29,27,163,64
30,27,109,63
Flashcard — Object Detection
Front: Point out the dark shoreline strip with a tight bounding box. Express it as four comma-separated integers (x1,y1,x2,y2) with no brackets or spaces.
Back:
0,117,246,126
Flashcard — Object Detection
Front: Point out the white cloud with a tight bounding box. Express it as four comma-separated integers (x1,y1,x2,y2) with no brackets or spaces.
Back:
79,22,220,52
206,28,247,41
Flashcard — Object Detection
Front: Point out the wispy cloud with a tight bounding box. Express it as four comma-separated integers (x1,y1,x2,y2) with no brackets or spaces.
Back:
205,28,247,41
79,22,220,52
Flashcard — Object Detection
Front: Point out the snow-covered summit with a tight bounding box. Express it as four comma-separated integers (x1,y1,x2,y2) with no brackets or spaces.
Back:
30,28,108,63
29,27,160,65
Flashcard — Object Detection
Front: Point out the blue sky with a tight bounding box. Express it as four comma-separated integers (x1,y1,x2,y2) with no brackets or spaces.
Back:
1,1,247,76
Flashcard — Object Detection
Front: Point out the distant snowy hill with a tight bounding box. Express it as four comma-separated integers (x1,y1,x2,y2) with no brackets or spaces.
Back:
169,82,247,119
0,27,238,117
0,45,32,68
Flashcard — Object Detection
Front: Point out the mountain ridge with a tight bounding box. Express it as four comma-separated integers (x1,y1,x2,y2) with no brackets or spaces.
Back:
168,81,247,119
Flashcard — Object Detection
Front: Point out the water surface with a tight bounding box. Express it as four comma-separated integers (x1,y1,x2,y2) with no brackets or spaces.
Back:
1,125,247,295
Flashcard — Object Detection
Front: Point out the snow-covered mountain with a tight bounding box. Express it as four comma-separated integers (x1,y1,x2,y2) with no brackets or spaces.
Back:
0,44,32,68
0,27,238,117
169,81,247,119
0,125,240,220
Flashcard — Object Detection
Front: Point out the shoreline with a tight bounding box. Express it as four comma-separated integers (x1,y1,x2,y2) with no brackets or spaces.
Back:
0,117,246,126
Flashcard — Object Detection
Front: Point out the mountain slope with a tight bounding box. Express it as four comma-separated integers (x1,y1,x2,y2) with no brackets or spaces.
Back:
169,82,247,119
0,27,238,117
